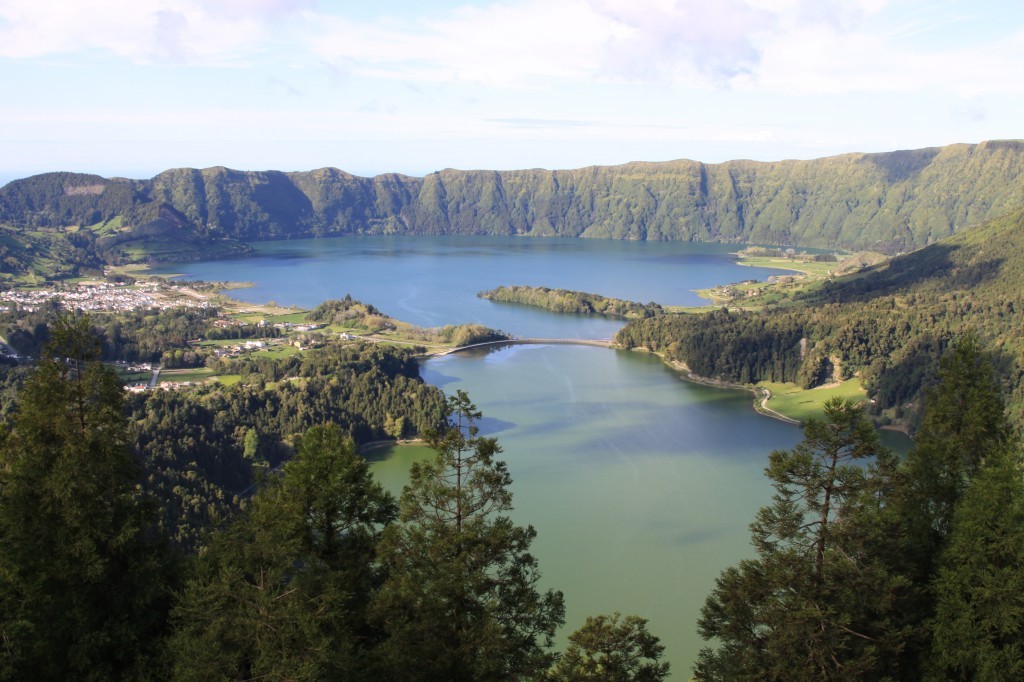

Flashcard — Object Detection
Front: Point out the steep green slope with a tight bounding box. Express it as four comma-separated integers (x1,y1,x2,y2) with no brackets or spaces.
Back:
0,225,103,283
3,141,1024,253
0,172,249,277
616,207,1024,428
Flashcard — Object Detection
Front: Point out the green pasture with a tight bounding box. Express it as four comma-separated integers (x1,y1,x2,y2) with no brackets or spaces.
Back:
116,370,152,383
159,367,215,384
252,344,302,359
261,311,309,324
757,378,867,423
736,255,839,277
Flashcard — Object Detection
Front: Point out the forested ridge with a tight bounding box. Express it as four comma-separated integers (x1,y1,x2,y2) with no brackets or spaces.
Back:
617,206,1024,428
4,141,1024,261
0,171,248,278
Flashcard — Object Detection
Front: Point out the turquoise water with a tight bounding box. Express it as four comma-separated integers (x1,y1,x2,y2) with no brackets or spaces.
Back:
160,236,909,676
371,345,800,674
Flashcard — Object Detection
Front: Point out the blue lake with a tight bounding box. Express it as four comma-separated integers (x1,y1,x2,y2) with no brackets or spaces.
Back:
154,235,790,339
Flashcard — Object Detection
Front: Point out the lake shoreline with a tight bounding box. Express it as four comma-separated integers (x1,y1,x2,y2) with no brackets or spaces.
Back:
623,347,803,426
360,438,425,454
129,262,819,430
146,265,811,428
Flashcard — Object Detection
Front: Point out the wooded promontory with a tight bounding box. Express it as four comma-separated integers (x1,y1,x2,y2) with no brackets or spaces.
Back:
479,285,663,319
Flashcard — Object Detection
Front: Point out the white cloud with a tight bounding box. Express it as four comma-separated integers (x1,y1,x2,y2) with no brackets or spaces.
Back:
589,0,770,83
308,0,625,87
306,0,776,88
200,0,315,21
1,0,1023,98
750,21,1024,97
301,0,1024,98
0,0,289,63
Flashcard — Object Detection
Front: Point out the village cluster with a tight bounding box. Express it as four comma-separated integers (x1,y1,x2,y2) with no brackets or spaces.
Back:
0,281,212,313
211,318,322,332
0,280,368,394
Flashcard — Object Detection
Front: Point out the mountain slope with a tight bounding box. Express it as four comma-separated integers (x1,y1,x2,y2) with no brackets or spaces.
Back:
616,207,1024,428
0,172,248,275
3,141,1024,253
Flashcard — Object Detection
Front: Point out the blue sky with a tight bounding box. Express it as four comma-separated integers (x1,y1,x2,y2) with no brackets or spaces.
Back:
1,0,1022,183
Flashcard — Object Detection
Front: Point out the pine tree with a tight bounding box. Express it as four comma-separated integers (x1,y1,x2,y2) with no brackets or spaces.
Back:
695,397,903,681
370,390,565,681
930,446,1024,680
169,423,396,680
888,333,1013,676
0,313,171,680
901,333,1010,542
548,612,670,681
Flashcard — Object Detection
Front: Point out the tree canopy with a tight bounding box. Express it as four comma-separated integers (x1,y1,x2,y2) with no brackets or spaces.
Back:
696,398,904,680
0,314,172,680
696,337,1024,680
370,390,566,681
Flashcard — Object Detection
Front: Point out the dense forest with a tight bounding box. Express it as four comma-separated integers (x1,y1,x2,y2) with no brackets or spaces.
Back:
0,299,518,552
479,285,664,319
3,141,1024,267
695,336,1024,679
129,342,449,551
0,317,671,680
0,302,222,363
1,309,1020,679
617,206,1024,428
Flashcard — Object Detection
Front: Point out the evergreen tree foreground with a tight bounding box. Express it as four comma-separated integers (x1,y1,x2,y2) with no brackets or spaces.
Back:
0,313,172,680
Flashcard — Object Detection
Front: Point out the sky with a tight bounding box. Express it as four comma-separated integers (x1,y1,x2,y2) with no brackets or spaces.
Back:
1,0,1023,183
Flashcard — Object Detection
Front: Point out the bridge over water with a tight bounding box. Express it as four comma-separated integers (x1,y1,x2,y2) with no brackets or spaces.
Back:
437,338,614,356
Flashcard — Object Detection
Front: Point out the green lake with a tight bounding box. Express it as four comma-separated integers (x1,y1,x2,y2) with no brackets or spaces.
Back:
159,236,911,676
368,344,801,674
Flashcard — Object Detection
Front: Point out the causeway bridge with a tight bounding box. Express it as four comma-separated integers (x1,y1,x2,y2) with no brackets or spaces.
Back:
436,338,614,356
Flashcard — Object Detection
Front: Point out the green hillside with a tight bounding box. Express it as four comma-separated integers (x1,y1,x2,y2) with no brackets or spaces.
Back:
0,172,250,281
616,206,1024,428
3,141,1024,254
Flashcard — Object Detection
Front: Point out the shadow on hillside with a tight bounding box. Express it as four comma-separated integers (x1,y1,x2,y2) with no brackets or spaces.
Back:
864,323,1021,434
252,172,314,227
800,243,1005,305
864,333,944,429
862,147,940,183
